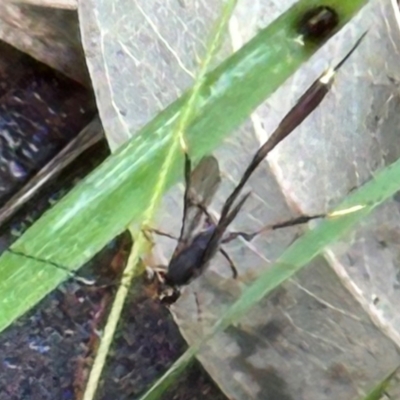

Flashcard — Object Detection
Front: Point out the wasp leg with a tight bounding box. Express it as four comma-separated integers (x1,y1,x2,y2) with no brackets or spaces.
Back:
142,200,215,241
188,199,217,226
142,227,179,242
219,246,238,279
7,249,96,285
160,286,181,305
195,291,203,322
221,214,325,244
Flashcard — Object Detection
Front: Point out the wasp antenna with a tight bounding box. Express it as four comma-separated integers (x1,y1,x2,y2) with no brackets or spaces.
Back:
320,30,367,86
334,30,368,73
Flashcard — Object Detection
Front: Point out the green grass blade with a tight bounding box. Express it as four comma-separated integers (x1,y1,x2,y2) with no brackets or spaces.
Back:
361,366,399,400
81,2,240,399
139,157,400,400
0,0,367,332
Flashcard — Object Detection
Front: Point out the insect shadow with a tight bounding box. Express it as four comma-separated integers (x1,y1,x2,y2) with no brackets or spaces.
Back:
153,32,367,304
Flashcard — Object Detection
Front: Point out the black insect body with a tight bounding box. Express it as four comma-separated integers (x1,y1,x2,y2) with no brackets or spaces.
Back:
297,6,339,41
155,154,248,303
160,33,367,303
162,155,243,286
164,187,250,287
164,225,215,287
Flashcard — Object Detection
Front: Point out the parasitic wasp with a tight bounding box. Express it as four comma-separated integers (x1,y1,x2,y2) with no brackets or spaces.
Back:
155,32,367,303
6,32,367,305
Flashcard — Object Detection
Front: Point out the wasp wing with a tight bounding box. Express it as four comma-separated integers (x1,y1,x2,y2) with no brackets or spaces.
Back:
176,155,220,251
199,192,250,267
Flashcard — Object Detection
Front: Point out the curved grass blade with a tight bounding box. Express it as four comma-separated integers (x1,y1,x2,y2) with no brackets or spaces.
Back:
138,156,400,400
81,2,239,399
0,0,367,333
361,366,400,400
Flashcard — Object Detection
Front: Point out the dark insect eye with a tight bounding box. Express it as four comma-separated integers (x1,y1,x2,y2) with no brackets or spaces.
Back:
297,6,339,41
